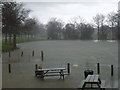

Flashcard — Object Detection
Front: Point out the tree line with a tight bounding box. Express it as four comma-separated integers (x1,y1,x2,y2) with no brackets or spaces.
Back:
2,2,120,49
47,13,118,40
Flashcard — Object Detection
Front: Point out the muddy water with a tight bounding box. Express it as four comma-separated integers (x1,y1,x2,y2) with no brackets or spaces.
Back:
2,40,118,88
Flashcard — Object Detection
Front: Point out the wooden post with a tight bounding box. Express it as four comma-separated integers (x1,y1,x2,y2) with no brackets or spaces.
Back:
21,51,23,57
41,50,43,61
111,65,113,76
32,50,34,57
67,63,70,74
97,63,100,74
9,51,11,57
35,64,38,70
8,64,11,73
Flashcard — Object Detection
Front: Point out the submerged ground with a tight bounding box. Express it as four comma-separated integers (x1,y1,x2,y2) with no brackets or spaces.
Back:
2,40,118,88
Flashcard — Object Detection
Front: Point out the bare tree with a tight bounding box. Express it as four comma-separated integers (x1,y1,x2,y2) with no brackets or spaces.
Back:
118,10,120,39
47,18,64,39
63,23,79,39
23,18,41,39
107,12,118,40
93,14,105,40
70,16,86,39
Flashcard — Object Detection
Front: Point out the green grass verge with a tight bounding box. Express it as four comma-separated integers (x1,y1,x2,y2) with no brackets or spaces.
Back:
2,37,46,52
2,44,18,52
16,38,46,43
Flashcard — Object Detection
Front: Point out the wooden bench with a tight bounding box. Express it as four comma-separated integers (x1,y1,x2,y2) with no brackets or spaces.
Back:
35,68,67,80
78,75,106,90
78,80,106,90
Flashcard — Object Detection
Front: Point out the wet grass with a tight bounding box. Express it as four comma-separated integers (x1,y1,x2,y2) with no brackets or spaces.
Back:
16,37,46,43
2,44,15,52
2,37,47,52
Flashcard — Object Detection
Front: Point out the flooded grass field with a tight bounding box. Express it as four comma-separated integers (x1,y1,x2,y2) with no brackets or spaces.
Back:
2,40,118,88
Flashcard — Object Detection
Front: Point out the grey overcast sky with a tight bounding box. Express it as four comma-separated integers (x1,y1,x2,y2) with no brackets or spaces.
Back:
21,0,119,24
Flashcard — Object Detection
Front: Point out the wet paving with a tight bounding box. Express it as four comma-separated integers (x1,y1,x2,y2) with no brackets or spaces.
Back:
2,40,118,88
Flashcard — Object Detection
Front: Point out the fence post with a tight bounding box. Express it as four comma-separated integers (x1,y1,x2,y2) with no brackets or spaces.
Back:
32,50,34,57
9,51,11,57
21,51,23,57
67,63,70,74
111,65,114,76
41,50,43,61
97,63,100,74
8,64,11,73
35,64,38,70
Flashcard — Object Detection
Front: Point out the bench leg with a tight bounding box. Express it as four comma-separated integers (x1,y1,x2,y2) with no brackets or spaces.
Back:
60,75,61,79
91,83,93,88
63,75,64,80
100,88,105,90
81,88,84,90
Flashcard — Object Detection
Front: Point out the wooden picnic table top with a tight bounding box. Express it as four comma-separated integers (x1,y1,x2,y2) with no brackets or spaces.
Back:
78,74,105,89
85,75,99,83
37,68,66,71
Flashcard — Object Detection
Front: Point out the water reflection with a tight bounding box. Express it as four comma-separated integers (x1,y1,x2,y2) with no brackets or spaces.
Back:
93,40,117,42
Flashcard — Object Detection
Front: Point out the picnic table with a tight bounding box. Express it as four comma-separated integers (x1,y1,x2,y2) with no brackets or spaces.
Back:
35,68,67,80
78,75,105,90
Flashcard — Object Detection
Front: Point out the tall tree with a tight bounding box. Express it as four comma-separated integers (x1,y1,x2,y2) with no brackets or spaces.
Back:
107,12,118,40
2,2,30,48
80,24,94,40
23,18,40,39
70,16,86,39
93,14,105,40
47,18,63,39
63,23,79,39
118,11,120,40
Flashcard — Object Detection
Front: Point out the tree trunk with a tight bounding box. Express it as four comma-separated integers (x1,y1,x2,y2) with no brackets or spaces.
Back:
27,34,29,40
20,34,22,39
9,34,12,45
118,21,120,40
13,34,16,49
111,23,113,40
31,34,33,39
98,26,100,40
5,33,8,44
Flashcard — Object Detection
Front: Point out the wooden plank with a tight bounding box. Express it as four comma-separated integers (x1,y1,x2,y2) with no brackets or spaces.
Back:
94,75,99,82
63,73,69,75
47,71,61,73
85,75,91,82
78,80,86,88
85,75,99,82
37,68,66,71
89,75,94,82
45,74,61,76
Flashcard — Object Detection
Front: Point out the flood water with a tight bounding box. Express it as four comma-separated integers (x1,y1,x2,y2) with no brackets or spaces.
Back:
2,40,118,88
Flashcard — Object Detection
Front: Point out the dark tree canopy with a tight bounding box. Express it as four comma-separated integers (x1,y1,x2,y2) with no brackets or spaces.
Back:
2,2,30,48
